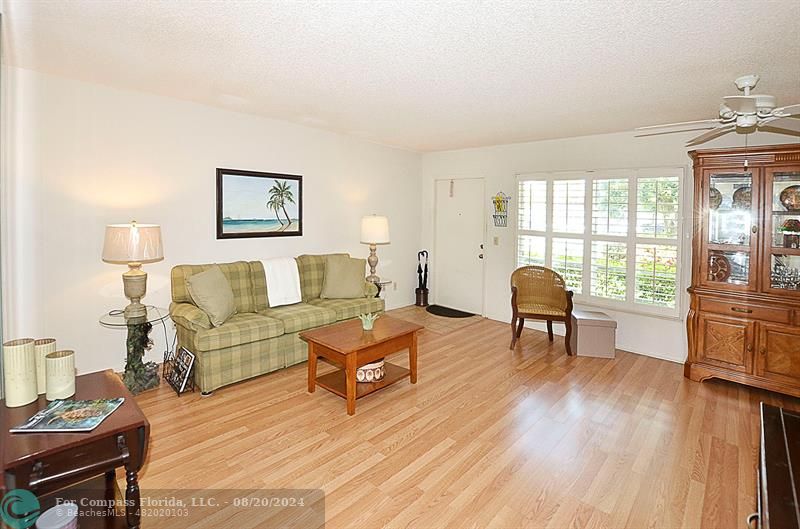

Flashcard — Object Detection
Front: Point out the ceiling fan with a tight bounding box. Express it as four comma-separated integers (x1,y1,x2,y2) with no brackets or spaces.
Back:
636,75,800,146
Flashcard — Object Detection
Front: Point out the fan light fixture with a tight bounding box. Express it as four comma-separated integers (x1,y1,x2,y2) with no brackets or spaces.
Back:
636,74,800,146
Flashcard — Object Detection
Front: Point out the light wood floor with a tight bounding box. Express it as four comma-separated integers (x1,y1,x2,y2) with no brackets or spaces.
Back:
134,307,800,528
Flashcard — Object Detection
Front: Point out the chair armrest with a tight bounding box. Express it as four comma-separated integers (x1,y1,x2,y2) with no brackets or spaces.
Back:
170,302,212,331
364,281,379,298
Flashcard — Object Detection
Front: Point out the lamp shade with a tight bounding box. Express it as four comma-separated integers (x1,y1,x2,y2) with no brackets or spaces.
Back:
102,223,164,264
360,215,390,244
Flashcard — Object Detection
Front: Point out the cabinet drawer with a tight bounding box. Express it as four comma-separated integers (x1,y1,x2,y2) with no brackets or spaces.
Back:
25,434,129,491
699,299,791,324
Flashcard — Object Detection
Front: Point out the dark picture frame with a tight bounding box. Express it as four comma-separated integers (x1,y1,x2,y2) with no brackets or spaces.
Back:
216,168,303,239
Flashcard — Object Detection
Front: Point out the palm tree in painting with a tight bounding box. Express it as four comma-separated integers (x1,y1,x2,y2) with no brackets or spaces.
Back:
268,180,296,226
266,195,285,226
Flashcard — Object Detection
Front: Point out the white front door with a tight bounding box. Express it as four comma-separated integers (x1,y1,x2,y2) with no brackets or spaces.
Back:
433,178,485,315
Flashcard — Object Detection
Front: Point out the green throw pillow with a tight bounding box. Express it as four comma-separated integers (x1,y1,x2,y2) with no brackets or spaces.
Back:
185,265,236,327
320,255,367,299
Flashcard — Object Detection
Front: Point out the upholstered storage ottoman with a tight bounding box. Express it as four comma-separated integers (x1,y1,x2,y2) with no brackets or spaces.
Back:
569,310,617,359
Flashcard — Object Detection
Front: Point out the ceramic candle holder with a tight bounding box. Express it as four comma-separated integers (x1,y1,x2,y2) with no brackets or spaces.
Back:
2,338,38,407
34,338,57,395
46,350,76,401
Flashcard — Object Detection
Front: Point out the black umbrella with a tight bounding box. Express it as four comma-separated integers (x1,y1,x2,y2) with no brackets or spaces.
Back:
417,251,424,289
421,250,429,289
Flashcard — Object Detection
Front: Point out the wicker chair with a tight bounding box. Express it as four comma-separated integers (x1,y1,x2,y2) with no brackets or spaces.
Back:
509,266,574,354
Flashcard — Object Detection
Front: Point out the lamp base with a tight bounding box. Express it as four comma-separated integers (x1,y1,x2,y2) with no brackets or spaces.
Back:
122,265,148,320
367,244,380,283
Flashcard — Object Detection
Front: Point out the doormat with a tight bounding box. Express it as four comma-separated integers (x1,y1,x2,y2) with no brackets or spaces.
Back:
426,305,474,318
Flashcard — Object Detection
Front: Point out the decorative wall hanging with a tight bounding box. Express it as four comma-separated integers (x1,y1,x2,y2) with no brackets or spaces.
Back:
492,192,510,227
216,168,303,239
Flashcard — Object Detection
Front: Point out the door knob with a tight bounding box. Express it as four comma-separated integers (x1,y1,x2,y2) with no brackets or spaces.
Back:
478,254,484,259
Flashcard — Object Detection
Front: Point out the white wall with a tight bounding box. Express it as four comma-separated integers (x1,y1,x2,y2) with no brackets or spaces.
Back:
421,130,799,363
1,67,422,374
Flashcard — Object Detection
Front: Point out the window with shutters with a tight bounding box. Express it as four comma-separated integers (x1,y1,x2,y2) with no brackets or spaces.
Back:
516,169,683,317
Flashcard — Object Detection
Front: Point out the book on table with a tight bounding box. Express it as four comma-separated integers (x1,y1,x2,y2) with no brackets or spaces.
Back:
10,398,124,433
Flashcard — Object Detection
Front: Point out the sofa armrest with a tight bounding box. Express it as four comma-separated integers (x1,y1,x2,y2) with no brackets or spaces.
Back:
170,302,212,332
363,281,379,298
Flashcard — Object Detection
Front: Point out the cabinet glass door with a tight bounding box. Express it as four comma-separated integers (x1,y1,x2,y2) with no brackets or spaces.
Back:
701,170,758,289
764,168,800,295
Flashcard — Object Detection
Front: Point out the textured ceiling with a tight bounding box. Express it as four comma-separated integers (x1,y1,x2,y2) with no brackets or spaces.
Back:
3,0,800,151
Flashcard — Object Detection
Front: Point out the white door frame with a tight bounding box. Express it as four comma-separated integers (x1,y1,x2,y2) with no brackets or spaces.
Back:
432,177,487,316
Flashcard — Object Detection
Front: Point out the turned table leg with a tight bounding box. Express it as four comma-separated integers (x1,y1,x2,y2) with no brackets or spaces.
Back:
125,467,141,529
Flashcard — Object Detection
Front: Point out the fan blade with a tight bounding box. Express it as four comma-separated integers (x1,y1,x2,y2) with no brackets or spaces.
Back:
635,118,722,131
723,96,757,114
772,103,800,117
759,125,800,138
686,124,736,146
759,116,800,133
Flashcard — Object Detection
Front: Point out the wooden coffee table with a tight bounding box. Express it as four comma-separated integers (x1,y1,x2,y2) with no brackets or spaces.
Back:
300,316,423,415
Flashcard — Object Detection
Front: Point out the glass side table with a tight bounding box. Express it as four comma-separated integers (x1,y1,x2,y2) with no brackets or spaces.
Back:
375,279,392,299
100,306,171,394
99,306,170,327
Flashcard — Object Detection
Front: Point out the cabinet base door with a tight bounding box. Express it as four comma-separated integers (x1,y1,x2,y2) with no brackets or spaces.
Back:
697,313,754,373
756,322,800,387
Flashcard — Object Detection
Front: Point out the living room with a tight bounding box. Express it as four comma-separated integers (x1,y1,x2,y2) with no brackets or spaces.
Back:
1,1,799,528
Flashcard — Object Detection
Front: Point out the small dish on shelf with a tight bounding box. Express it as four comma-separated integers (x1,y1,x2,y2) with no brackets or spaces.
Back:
782,218,800,233
708,187,722,210
708,253,731,282
779,185,800,211
732,186,752,209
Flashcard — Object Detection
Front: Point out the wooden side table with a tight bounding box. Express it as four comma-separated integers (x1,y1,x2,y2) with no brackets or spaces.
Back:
1,370,150,529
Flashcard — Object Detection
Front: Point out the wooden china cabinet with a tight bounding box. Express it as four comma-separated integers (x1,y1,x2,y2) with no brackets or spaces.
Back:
686,144,800,397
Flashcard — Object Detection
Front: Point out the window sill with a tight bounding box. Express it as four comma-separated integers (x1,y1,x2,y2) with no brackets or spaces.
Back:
571,297,684,321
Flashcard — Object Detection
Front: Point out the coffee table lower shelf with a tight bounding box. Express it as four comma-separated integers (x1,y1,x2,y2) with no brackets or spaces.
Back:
316,362,410,400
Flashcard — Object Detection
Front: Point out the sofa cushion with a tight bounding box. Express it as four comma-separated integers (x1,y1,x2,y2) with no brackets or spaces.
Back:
185,265,236,327
320,255,367,299
172,261,257,313
309,297,385,321
194,313,284,352
259,303,336,333
248,261,269,311
296,253,348,302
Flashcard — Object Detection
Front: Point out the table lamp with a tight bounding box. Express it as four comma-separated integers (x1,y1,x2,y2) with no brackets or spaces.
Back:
102,221,164,320
360,215,390,283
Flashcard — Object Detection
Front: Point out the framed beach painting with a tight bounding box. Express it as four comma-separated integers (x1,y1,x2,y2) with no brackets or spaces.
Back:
216,168,303,239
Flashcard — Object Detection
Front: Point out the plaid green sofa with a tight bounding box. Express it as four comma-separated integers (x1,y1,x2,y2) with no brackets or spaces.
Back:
169,254,383,394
